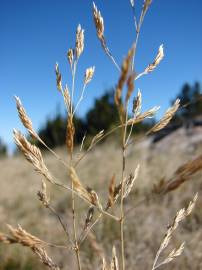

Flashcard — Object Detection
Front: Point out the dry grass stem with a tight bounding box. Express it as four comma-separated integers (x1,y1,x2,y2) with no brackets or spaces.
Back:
152,193,198,270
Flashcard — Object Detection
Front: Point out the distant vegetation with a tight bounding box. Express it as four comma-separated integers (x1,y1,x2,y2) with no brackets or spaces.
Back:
35,82,201,149
34,89,154,149
172,82,202,125
2,83,202,152
0,138,7,157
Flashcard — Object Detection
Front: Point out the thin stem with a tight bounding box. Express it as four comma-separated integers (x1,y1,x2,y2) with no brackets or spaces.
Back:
47,205,74,247
73,84,87,116
70,59,82,270
131,29,140,72
73,124,122,168
119,103,129,270
71,60,77,115
78,213,102,246
152,249,162,270
51,178,118,221
101,38,121,72
38,138,69,170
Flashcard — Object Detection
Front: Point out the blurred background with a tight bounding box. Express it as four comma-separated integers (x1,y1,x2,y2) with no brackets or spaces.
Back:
0,0,202,269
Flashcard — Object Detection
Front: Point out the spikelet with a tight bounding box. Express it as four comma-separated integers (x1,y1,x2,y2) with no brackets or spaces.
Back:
150,99,180,133
33,247,60,270
127,106,160,125
0,225,60,270
125,72,135,104
63,84,71,111
84,66,95,85
15,96,38,139
159,242,185,266
108,174,116,208
115,46,134,108
75,24,84,59
13,130,54,183
106,181,122,210
67,48,74,68
92,2,120,70
84,206,94,231
66,116,75,155
132,89,142,116
123,164,140,198
156,154,202,194
144,44,164,74
55,63,62,91
90,130,104,148
93,2,104,40
37,179,49,207
102,257,108,270
142,0,152,14
110,246,119,270
69,167,102,208
7,225,43,248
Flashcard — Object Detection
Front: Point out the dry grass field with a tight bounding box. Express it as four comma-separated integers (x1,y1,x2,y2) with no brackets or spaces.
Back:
1,127,202,269
1,1,201,269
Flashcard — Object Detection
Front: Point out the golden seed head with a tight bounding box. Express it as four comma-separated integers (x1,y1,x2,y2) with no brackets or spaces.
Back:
55,63,62,91
67,48,74,67
93,2,104,40
143,0,152,13
150,99,180,133
63,84,71,111
132,89,142,116
15,96,38,139
145,44,164,73
84,66,95,85
75,24,84,59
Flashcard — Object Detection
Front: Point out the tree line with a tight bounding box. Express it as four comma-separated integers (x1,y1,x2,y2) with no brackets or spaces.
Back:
0,82,201,157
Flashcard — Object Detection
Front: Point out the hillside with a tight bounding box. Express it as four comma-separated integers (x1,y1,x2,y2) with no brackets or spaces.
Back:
0,127,202,269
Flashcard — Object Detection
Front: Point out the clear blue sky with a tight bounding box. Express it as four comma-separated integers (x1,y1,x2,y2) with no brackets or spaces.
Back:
0,0,202,151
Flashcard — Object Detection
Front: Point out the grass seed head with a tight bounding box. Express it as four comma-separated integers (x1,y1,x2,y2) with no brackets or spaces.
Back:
55,63,63,91
145,44,164,73
15,96,38,139
67,48,74,68
75,24,84,59
84,66,95,85
150,99,180,133
93,2,104,40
